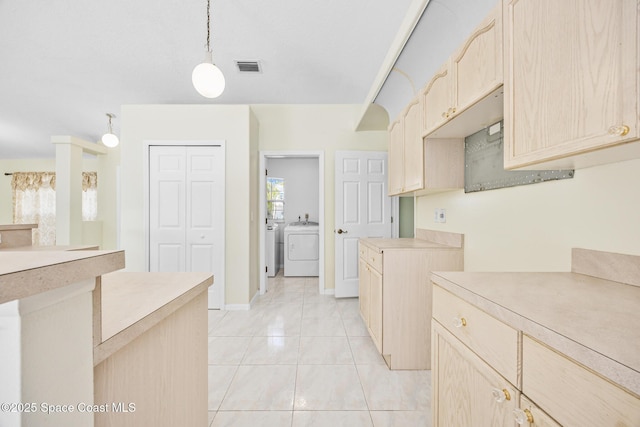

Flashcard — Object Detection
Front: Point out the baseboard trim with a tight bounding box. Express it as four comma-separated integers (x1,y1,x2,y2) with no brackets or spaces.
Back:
223,303,250,311
323,288,335,296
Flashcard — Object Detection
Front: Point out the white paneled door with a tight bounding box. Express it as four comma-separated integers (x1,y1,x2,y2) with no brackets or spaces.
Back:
334,151,392,298
149,145,225,309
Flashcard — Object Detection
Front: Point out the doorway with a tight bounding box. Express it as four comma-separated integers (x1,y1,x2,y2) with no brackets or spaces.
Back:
145,141,226,309
259,151,325,296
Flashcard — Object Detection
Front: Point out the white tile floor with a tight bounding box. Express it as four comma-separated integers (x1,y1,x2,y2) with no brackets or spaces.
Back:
207,272,432,427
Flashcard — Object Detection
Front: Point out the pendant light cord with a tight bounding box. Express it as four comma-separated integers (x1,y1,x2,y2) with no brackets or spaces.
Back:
106,113,115,133
206,0,211,53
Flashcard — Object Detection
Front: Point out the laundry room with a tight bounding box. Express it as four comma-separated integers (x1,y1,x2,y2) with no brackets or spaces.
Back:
265,156,320,278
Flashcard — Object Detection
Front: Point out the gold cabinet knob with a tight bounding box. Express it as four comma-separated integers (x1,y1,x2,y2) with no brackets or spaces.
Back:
452,316,467,328
608,125,630,137
514,408,534,425
492,388,511,403
451,107,456,114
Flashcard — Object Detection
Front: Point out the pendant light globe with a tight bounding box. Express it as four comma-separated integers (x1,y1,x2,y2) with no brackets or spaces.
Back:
101,132,119,148
192,52,225,98
101,113,119,147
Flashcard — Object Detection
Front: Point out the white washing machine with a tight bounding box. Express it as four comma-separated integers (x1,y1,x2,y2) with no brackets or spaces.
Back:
284,222,319,277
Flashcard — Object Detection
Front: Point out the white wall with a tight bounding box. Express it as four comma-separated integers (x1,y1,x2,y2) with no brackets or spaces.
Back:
252,105,389,290
415,158,640,271
267,157,319,225
120,104,255,306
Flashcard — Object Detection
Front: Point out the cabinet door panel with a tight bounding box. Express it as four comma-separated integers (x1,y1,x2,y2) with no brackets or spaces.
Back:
387,119,404,195
369,268,383,354
358,258,370,324
505,0,639,168
452,1,502,114
433,323,518,427
402,98,424,192
423,63,452,135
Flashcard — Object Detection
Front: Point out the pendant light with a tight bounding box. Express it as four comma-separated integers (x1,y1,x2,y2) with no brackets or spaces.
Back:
192,0,225,98
101,113,119,148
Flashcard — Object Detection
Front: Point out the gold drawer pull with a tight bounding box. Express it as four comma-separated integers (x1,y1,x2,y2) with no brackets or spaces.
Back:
492,388,511,403
452,316,467,328
608,125,630,137
513,408,534,425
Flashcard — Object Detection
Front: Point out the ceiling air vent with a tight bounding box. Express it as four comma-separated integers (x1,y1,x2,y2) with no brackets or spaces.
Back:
236,61,261,73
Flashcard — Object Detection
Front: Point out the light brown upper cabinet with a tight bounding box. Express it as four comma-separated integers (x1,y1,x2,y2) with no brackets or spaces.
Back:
503,0,640,170
388,97,464,196
388,96,424,196
423,2,503,137
388,118,405,195
422,63,452,136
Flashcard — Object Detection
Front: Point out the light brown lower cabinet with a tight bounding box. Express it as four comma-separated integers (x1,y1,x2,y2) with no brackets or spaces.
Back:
432,282,640,427
359,237,464,369
432,322,517,427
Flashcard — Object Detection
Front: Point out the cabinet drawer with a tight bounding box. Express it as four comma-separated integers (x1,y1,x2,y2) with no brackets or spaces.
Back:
432,285,519,385
522,336,640,427
367,249,383,273
359,243,368,260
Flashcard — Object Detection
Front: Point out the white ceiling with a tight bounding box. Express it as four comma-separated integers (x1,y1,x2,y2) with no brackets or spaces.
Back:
376,0,498,120
0,0,414,158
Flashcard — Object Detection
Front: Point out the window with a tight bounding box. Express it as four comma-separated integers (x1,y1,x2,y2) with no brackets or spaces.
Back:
266,177,284,221
11,171,98,245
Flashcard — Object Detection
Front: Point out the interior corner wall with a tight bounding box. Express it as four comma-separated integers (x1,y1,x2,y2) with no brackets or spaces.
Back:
250,105,389,291
249,109,260,303
119,104,253,306
415,158,640,271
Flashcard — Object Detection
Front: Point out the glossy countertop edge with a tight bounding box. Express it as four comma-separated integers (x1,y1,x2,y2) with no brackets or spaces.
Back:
0,223,37,231
431,271,640,397
94,271,213,366
0,250,125,304
0,245,100,251
360,238,460,250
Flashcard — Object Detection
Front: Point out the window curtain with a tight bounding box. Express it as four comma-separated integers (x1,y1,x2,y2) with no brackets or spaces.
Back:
11,171,98,246
82,172,98,221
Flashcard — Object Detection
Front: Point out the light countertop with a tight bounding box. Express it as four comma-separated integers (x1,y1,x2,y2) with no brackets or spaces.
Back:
0,250,125,304
0,223,37,231
431,270,640,396
94,271,213,365
360,229,465,251
2,245,100,251
360,238,457,250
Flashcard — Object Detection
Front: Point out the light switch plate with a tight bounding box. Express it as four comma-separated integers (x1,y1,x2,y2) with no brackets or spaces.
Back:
438,208,447,223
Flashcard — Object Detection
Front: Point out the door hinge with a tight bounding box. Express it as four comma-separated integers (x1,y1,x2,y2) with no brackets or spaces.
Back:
265,266,268,272
265,169,268,176
265,218,268,225
391,216,394,223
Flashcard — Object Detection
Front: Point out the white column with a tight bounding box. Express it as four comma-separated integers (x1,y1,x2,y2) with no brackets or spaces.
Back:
0,280,96,427
52,136,108,246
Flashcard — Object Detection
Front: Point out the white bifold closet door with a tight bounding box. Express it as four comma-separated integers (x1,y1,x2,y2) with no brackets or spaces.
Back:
149,145,224,309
